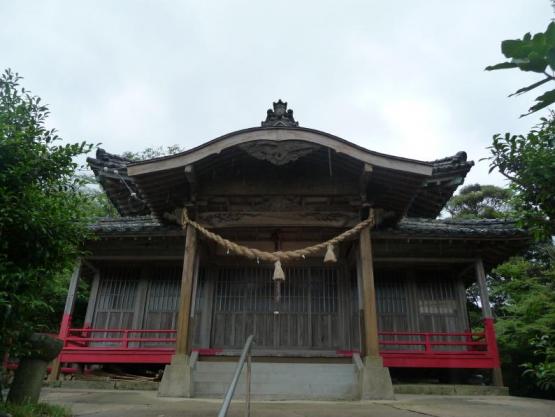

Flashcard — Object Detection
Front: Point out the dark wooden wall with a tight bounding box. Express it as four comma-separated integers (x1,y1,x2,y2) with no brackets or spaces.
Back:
87,262,469,352
374,268,469,334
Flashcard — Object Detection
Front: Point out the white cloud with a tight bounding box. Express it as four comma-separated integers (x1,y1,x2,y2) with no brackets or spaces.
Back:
379,98,451,159
0,0,551,189
79,81,170,151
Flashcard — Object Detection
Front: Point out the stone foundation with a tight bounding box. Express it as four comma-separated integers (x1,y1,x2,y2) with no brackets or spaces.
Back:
157,354,193,397
358,356,395,400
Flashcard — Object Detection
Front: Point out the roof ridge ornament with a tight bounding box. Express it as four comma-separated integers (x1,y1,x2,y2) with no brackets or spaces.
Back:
261,99,299,127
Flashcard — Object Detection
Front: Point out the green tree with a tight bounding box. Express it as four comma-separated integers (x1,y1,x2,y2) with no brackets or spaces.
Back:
445,184,516,330
121,144,185,161
484,12,555,397
445,184,513,219
0,69,94,359
445,184,554,397
486,115,555,239
523,335,555,392
485,16,555,239
489,247,555,398
78,174,119,218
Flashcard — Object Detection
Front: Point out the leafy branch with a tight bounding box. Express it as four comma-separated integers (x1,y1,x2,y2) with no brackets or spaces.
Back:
486,22,555,116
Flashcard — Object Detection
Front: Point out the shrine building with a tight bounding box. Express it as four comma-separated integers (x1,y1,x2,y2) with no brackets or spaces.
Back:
50,101,529,400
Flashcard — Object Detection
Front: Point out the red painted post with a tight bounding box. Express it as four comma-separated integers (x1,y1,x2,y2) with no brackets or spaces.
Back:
48,261,81,381
484,318,501,368
58,314,71,346
123,330,129,349
82,324,91,347
424,334,431,353
475,259,504,386
465,329,473,351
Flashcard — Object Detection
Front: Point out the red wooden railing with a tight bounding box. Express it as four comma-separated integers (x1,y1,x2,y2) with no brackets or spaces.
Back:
65,328,177,348
377,319,501,369
56,319,501,370
378,330,488,353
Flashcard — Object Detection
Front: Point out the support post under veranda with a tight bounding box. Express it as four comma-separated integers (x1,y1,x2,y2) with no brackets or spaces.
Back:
475,258,504,387
48,260,82,382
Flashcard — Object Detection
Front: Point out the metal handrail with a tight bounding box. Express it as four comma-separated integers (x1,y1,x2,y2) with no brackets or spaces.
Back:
217,334,254,417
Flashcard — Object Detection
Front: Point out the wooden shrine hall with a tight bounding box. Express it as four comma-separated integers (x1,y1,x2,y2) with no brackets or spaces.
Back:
51,101,529,399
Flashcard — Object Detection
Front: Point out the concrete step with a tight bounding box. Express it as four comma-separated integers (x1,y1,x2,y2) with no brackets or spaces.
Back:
192,361,358,400
393,384,509,396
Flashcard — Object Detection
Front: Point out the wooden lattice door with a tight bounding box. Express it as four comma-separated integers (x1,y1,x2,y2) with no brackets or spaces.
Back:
91,267,140,345
210,265,351,352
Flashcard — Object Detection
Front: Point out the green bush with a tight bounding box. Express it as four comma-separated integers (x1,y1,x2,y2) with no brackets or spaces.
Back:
0,402,71,417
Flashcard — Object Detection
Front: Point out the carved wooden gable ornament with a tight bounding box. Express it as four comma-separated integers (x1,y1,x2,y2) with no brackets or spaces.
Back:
238,140,318,165
240,100,318,165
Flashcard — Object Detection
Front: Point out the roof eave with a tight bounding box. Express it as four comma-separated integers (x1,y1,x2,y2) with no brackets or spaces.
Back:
126,127,434,177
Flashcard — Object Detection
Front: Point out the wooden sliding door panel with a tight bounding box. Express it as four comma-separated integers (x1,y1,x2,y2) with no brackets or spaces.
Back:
310,267,340,349
349,268,362,351
415,276,467,351
375,272,412,350
92,267,140,346
211,265,347,351
375,277,410,332
143,273,180,330
416,279,462,333
140,265,181,347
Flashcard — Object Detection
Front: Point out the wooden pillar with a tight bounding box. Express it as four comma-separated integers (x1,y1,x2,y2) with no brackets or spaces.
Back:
475,259,503,387
48,260,81,382
175,224,198,356
359,221,380,358
356,217,394,400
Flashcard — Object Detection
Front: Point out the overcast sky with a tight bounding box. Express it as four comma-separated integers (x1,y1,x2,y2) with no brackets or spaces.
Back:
1,1,552,186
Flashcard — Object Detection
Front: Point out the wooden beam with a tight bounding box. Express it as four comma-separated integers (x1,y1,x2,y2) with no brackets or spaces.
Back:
198,211,359,229
175,224,198,355
374,257,475,263
86,255,183,261
199,177,358,196
85,240,184,259
358,213,380,358
184,164,197,202
373,233,528,242
359,163,373,205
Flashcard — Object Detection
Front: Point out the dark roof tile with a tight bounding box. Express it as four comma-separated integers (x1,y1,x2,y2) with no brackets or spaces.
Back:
90,216,528,239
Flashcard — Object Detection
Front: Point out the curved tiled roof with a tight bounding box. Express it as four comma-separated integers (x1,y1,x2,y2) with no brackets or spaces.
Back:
384,217,527,238
87,147,472,219
87,150,150,216
89,216,175,234
407,152,474,218
90,216,528,239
